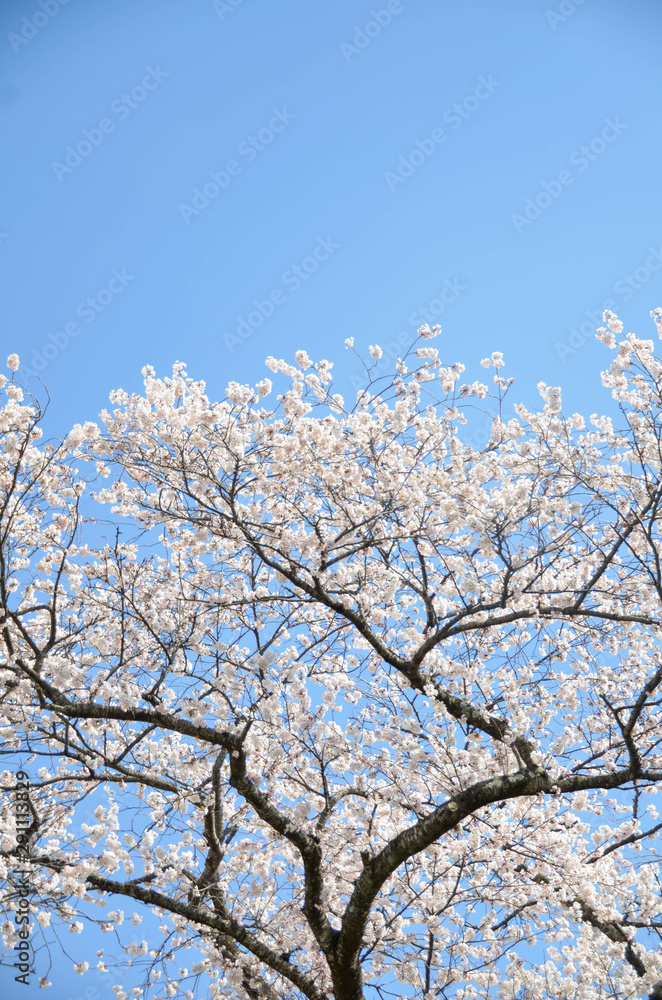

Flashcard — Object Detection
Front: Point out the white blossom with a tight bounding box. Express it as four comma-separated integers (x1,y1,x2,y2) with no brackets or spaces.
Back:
1,333,662,999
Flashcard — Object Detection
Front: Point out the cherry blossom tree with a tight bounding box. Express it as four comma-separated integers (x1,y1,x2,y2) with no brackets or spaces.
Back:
3,312,662,999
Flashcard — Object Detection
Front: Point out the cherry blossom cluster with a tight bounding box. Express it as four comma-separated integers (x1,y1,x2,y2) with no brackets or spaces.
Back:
2,314,662,999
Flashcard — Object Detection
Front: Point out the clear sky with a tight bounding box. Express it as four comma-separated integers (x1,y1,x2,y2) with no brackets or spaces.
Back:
2,0,662,996
2,0,662,436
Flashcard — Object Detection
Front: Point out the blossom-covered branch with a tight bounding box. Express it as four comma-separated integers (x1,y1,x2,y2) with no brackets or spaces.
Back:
3,316,662,999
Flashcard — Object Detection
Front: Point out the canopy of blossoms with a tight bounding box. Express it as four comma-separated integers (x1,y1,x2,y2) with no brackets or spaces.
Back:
2,311,662,999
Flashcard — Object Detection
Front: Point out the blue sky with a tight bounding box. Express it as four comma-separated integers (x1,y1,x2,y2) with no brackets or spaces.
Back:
2,0,662,996
2,0,662,436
